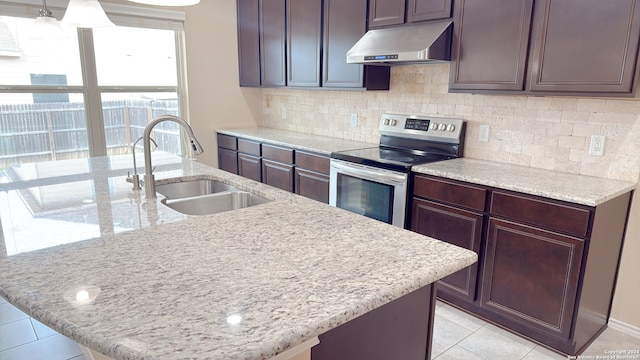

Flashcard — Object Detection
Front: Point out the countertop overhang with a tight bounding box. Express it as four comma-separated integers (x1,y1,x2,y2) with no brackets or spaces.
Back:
0,154,477,360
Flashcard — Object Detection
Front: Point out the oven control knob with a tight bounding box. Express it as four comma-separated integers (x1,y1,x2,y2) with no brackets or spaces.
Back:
447,124,456,132
430,123,438,130
390,119,397,126
438,123,446,131
383,118,390,125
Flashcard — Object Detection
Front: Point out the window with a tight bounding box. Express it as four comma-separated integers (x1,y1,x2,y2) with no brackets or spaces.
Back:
0,3,187,170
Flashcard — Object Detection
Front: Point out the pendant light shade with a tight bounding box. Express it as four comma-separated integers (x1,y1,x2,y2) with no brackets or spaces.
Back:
61,0,116,29
33,0,66,39
128,0,200,6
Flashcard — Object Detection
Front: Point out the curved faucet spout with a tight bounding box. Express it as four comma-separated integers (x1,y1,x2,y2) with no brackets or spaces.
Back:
143,115,204,199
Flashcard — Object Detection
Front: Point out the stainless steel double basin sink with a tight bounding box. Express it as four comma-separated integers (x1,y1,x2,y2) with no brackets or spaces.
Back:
155,179,271,215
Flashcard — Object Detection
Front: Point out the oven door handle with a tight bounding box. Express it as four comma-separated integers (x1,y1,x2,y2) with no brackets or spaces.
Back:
330,159,407,184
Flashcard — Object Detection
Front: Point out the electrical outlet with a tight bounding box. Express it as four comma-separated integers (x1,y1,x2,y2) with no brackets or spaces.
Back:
350,113,358,127
478,124,490,142
589,135,606,156
281,107,286,119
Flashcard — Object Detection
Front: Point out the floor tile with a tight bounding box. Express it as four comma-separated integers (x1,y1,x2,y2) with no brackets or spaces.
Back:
458,323,536,360
434,344,488,360
0,302,29,326
431,314,474,358
0,318,37,352
436,303,487,332
522,345,567,360
30,318,58,339
580,327,640,357
0,333,83,360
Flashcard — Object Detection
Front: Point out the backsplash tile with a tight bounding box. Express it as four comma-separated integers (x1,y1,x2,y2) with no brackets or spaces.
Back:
262,63,640,183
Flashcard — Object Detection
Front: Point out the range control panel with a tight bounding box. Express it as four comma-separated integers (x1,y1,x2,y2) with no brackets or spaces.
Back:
379,113,465,143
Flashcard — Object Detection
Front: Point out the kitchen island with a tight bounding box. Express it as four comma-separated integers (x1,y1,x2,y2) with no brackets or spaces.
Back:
0,155,477,360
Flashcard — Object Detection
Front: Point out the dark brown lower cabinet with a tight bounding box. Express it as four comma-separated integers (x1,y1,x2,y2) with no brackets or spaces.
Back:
238,153,262,182
312,284,435,360
410,173,632,356
216,134,331,203
482,218,583,341
295,168,329,203
262,159,294,191
218,147,238,174
411,198,482,302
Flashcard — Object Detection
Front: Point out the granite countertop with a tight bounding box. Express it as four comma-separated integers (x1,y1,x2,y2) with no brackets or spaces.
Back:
413,158,637,207
217,128,375,155
0,154,477,360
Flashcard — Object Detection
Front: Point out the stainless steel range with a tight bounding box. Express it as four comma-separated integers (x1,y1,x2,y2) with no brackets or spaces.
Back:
329,113,465,228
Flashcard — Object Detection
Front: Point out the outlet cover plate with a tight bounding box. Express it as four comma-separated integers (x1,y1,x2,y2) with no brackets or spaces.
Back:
589,135,605,156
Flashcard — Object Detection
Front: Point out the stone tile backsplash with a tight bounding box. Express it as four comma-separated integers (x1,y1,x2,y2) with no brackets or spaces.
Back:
262,63,640,183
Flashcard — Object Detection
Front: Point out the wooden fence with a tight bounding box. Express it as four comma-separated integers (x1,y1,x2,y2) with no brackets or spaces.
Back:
0,99,180,168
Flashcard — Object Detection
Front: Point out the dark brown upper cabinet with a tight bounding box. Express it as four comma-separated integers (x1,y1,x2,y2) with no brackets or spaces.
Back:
449,0,534,91
322,0,366,88
287,0,322,87
369,0,452,28
449,0,640,96
528,0,640,93
236,0,390,90
237,0,261,87
407,0,453,23
259,0,286,87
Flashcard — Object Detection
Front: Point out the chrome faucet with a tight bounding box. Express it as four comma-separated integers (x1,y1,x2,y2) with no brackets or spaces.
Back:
143,115,204,199
127,136,157,190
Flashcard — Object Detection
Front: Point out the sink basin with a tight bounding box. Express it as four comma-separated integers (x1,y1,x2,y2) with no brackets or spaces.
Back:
155,179,238,199
161,191,271,215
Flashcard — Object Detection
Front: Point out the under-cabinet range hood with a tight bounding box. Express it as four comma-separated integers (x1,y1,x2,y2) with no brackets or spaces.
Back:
346,20,453,65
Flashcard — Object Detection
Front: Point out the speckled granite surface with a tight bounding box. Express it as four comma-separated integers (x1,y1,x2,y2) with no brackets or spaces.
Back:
413,158,637,206
217,128,375,155
0,155,476,360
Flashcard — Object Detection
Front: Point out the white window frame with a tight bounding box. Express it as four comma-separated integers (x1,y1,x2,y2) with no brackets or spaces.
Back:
0,0,189,157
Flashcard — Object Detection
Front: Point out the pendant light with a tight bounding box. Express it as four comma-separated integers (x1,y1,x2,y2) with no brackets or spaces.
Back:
127,0,200,6
33,0,66,38
61,0,116,29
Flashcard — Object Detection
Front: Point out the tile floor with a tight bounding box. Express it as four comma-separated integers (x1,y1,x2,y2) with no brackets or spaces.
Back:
1,295,639,360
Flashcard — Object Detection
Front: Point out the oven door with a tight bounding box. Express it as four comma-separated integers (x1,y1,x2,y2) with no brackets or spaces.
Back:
329,159,408,227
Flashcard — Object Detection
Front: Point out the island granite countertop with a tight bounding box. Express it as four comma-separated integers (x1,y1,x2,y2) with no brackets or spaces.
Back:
412,158,637,207
217,128,375,155
0,155,476,360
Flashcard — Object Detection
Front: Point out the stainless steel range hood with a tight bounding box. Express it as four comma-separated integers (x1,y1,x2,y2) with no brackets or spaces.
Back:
346,20,453,65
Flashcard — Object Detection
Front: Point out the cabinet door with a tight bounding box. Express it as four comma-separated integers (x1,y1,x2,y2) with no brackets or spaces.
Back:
322,0,366,88
237,0,261,87
481,218,583,340
529,0,640,93
287,0,322,87
369,0,406,28
449,0,534,91
218,147,238,174
411,198,482,302
238,153,262,182
260,0,286,86
407,0,452,23
262,159,294,191
295,168,329,203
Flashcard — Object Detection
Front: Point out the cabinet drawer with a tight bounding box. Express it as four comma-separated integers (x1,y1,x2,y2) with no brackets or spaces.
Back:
413,175,486,211
296,151,330,174
217,133,237,150
262,143,294,164
490,191,590,238
238,138,261,155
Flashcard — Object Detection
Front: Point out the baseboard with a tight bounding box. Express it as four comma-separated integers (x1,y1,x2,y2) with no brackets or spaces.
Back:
609,318,640,339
